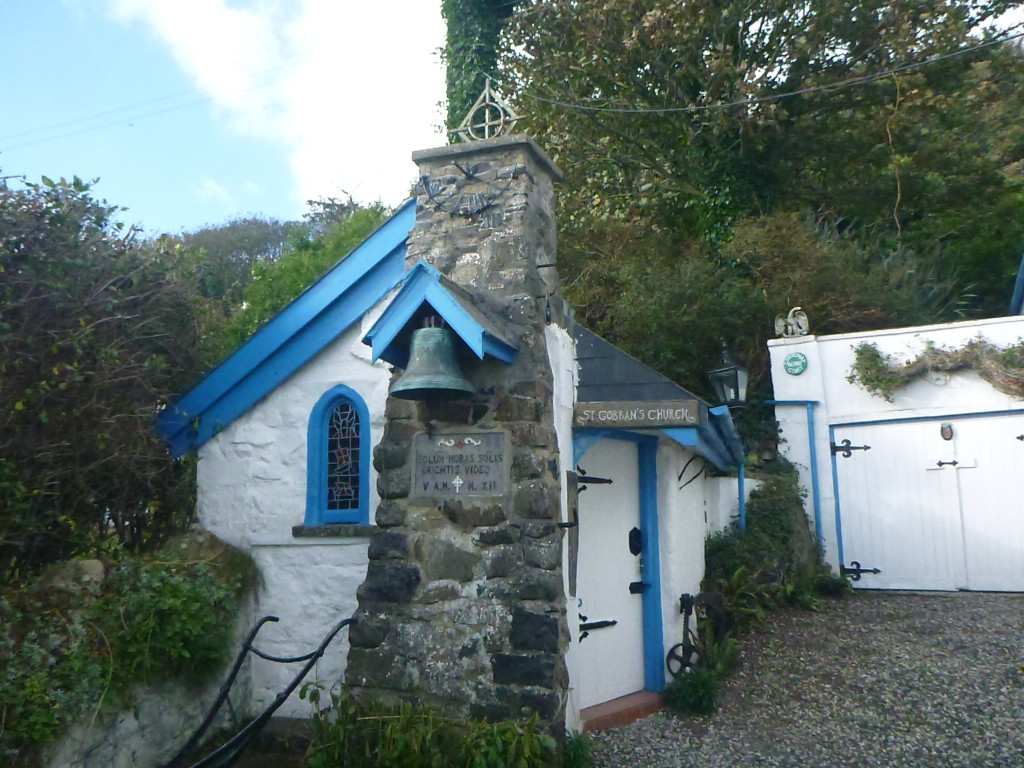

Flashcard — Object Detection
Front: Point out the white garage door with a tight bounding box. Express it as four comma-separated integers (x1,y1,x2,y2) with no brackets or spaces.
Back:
834,413,1024,592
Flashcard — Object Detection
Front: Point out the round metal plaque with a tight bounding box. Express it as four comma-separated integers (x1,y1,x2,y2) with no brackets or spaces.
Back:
783,351,809,376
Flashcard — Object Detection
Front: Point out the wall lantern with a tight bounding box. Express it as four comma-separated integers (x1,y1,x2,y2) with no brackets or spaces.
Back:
707,344,750,408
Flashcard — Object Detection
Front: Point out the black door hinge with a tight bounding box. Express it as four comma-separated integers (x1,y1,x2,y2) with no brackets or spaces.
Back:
841,560,881,581
831,439,871,458
577,465,613,492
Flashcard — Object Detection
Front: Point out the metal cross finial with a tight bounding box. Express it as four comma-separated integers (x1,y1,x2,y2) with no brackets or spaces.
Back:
453,79,521,142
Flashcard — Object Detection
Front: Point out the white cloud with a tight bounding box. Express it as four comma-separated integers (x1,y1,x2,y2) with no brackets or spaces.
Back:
108,0,446,211
196,176,237,212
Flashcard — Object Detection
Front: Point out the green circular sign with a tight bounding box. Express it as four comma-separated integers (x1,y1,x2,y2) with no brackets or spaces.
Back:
784,351,809,375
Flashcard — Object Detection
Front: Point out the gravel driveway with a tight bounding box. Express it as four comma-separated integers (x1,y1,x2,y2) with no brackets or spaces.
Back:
590,592,1024,768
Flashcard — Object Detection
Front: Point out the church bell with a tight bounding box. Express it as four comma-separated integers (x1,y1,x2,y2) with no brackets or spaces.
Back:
391,321,475,401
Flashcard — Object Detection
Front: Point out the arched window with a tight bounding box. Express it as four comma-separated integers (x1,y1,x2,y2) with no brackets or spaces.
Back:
305,385,370,525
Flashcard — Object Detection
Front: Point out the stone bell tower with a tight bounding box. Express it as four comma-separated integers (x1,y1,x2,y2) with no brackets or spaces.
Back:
344,132,573,729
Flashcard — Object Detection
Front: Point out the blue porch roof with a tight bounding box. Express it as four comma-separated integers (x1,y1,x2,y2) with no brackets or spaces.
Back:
363,262,518,367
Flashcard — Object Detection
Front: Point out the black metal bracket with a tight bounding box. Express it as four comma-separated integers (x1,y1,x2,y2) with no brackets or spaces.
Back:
831,439,871,458
936,459,959,467
577,464,613,492
629,581,650,594
840,560,881,581
580,619,618,632
1017,434,1024,441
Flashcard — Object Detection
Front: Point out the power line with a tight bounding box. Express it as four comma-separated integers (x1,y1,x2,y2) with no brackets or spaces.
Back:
517,29,1024,115
0,63,297,152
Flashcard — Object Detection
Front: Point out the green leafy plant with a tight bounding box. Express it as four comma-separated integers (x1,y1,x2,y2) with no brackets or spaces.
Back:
562,732,593,768
301,686,559,768
0,534,252,765
661,666,721,715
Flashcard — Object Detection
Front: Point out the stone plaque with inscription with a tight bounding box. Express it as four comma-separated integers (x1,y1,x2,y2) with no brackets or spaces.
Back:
412,432,507,498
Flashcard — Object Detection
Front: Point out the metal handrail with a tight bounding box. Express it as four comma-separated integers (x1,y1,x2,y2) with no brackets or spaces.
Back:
161,615,355,768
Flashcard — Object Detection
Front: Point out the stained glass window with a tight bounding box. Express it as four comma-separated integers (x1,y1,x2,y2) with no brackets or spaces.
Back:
326,401,359,510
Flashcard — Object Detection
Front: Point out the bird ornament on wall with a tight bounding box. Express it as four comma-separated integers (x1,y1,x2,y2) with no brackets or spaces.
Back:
775,307,810,337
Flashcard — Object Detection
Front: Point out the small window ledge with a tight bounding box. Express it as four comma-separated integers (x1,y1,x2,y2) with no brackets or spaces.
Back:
292,524,376,539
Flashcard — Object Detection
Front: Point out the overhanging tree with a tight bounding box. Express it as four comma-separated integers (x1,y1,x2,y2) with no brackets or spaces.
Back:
500,0,1024,391
0,177,205,577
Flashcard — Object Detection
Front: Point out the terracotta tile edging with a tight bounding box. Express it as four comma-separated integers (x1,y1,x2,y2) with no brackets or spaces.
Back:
580,691,664,732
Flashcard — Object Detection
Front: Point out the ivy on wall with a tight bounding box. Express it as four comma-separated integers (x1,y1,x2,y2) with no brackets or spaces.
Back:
441,0,519,133
847,339,1024,402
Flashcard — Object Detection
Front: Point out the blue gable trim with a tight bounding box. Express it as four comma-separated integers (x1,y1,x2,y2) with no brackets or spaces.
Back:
156,199,416,457
363,261,518,367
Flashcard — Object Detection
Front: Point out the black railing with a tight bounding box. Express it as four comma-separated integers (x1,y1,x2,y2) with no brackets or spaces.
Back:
162,615,355,768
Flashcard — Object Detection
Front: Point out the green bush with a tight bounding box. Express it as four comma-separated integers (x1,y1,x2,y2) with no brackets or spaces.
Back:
702,470,835,631
96,561,240,685
0,536,251,764
663,467,849,720
661,667,720,715
302,687,560,768
562,732,593,768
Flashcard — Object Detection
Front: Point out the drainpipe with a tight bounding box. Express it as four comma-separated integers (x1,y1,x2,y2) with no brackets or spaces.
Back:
766,400,823,556
709,405,747,533
737,458,746,532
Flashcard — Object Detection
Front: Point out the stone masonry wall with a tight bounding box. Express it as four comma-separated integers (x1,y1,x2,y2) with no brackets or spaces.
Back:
345,136,570,729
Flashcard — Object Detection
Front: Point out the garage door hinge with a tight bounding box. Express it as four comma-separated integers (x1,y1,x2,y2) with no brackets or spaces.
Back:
841,560,881,581
831,439,871,458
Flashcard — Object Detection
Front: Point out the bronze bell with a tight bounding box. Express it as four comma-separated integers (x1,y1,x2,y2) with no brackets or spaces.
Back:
391,324,475,400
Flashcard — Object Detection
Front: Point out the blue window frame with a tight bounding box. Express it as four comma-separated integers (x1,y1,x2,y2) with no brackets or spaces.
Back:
306,385,370,524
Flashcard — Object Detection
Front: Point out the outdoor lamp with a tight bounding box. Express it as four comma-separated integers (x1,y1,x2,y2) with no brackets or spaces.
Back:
708,344,749,407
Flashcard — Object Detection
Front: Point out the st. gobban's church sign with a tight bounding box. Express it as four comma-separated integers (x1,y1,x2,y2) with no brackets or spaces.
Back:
573,400,700,429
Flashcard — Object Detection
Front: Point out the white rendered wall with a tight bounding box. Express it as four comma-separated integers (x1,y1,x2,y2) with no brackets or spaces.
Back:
656,440,708,681
197,314,392,717
546,324,582,732
769,315,1024,572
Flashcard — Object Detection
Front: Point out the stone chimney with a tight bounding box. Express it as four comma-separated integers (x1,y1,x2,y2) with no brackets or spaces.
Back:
345,134,571,729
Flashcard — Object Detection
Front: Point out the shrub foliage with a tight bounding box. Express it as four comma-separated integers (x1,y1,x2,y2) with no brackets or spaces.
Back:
0,177,206,578
0,534,251,763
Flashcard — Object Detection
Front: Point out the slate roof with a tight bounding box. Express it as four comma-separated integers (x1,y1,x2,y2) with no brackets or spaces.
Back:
575,326,702,403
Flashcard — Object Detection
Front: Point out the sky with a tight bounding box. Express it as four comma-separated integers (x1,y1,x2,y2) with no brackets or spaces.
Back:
0,0,448,235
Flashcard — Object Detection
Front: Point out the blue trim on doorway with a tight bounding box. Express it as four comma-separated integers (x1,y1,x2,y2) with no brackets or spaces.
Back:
637,440,665,692
828,424,847,566
831,408,1024,429
573,429,666,693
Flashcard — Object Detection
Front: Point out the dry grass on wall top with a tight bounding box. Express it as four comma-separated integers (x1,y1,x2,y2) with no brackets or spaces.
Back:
847,339,1024,402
